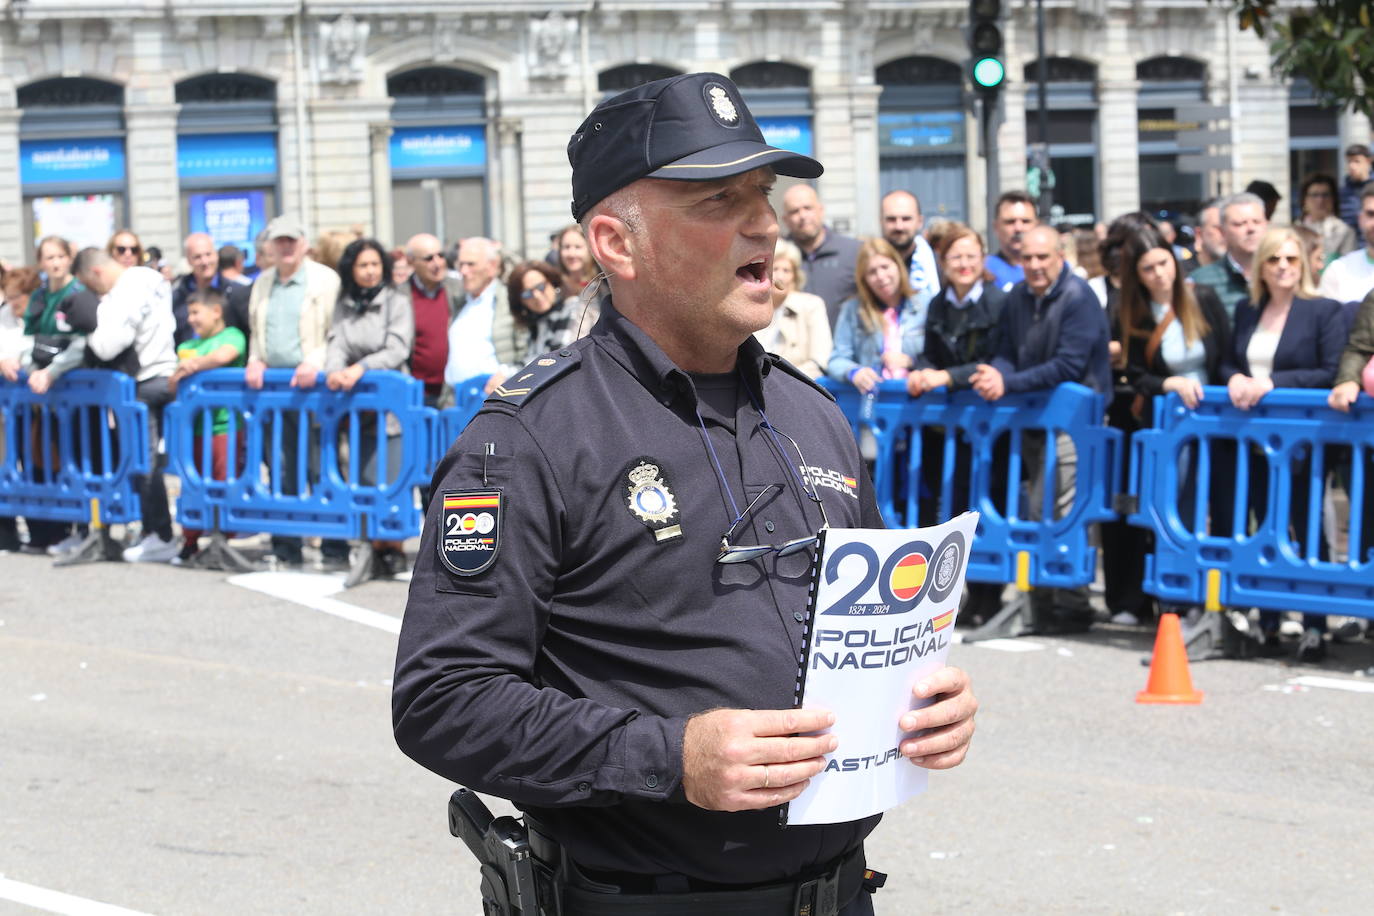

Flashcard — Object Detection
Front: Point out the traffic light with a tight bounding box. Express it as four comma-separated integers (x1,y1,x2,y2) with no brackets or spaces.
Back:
968,0,1005,93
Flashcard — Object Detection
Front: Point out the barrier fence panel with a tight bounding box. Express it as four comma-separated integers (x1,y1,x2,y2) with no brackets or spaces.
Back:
434,375,491,469
1131,387,1374,620
822,379,1120,591
0,370,148,525
165,369,434,543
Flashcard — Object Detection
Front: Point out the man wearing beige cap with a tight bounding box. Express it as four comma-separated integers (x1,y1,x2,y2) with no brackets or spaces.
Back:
245,215,344,566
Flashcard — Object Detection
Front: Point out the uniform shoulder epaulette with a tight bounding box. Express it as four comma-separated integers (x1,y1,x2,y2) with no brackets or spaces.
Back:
485,346,583,408
767,354,836,402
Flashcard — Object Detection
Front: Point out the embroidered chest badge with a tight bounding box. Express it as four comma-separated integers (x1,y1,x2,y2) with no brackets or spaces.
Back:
624,458,682,543
438,489,502,575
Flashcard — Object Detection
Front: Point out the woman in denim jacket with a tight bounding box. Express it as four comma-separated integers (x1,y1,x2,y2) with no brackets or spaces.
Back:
826,237,926,391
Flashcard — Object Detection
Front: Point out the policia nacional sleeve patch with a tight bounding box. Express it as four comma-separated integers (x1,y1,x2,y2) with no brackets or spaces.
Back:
438,489,502,575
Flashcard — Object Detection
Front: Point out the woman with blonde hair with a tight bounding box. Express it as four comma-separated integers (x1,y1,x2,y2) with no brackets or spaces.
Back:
106,228,144,268
754,239,831,378
1222,224,1345,660
826,237,925,391
554,224,599,297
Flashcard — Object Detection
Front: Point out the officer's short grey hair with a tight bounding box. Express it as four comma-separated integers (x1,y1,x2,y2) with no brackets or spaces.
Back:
1219,192,1265,222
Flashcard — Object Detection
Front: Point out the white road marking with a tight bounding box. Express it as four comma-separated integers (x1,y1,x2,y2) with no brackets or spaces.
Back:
227,572,401,634
965,638,1047,653
0,875,154,916
1286,675,1374,694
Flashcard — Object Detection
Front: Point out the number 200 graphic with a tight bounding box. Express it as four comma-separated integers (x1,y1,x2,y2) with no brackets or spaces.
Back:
820,530,965,616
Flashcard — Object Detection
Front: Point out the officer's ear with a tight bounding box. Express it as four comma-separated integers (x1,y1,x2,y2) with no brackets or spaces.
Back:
585,207,639,281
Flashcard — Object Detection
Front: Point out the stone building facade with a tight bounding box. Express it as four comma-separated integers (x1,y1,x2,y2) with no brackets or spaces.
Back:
2,0,1368,264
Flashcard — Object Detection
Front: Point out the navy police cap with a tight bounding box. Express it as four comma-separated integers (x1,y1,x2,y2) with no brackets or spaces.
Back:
567,72,824,221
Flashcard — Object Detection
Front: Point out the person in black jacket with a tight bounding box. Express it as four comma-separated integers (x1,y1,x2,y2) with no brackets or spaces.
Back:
170,233,251,347
906,222,1005,625
1222,226,1347,661
973,224,1111,633
1117,227,1232,625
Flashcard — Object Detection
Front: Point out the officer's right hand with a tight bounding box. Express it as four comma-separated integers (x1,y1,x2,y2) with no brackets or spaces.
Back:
682,708,838,812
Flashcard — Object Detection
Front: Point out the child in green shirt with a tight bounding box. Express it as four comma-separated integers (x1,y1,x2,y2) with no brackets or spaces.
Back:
169,289,247,563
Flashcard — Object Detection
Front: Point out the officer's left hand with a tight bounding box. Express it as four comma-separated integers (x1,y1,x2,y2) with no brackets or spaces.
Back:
897,666,978,769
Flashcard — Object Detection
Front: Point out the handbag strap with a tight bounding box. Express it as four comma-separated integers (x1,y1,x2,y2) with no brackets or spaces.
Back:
1144,307,1175,369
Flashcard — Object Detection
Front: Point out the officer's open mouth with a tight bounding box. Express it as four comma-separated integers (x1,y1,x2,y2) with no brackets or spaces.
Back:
736,256,769,284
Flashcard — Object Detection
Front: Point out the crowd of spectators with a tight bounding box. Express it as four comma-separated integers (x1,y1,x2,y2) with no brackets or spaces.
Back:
0,216,605,569
6,146,1374,658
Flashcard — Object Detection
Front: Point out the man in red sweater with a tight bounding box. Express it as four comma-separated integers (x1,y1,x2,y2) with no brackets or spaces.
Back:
404,233,464,407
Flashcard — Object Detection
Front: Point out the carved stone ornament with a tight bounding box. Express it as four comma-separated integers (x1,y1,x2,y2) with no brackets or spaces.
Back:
434,19,463,62
529,11,578,81
319,14,370,85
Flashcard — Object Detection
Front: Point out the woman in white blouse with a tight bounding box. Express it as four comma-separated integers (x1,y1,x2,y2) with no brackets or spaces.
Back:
754,239,831,378
1222,225,1346,661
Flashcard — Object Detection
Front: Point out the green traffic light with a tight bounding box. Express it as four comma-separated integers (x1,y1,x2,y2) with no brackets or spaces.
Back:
973,57,1005,89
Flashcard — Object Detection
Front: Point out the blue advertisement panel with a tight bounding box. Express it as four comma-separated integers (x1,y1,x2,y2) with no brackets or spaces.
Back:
177,132,278,180
187,191,268,268
757,117,814,158
879,112,966,154
389,125,487,172
20,138,126,188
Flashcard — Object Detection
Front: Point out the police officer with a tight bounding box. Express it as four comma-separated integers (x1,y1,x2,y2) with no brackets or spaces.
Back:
392,72,978,915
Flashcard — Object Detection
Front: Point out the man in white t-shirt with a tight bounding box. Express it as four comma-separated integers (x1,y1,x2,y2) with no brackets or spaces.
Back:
1319,185,1374,305
73,248,180,563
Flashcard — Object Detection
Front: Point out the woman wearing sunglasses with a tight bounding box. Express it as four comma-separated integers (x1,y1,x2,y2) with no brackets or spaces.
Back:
1222,225,1345,661
505,260,599,363
106,229,144,268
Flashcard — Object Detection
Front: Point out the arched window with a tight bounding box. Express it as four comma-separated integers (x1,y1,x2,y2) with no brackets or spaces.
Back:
598,64,682,93
1136,57,1210,217
1289,78,1342,221
876,57,968,222
387,66,491,244
1024,58,1099,224
727,62,814,158
18,78,128,255
175,74,281,266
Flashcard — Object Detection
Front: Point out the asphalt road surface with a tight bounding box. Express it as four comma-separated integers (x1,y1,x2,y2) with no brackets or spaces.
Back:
4,548,1372,915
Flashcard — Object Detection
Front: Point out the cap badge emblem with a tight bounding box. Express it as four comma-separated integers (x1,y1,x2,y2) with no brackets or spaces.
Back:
624,457,682,543
707,86,739,124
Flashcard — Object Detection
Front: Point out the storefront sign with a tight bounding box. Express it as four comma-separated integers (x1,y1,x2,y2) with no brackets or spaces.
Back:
389,125,487,171
20,138,126,187
177,132,278,180
187,191,268,267
757,116,814,158
32,195,117,251
879,112,965,154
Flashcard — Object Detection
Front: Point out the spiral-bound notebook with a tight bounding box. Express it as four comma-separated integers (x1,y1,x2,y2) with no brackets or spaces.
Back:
782,511,979,827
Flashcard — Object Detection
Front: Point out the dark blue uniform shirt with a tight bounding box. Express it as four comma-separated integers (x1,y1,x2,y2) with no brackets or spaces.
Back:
393,301,883,884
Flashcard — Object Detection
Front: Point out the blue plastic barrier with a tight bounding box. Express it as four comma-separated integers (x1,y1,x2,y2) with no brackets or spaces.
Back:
434,375,490,468
821,379,1121,590
165,369,435,541
1131,387,1374,618
0,370,149,524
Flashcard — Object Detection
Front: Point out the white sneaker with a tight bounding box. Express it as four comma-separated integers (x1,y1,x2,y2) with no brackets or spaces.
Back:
123,533,180,563
46,531,86,557
1109,610,1140,626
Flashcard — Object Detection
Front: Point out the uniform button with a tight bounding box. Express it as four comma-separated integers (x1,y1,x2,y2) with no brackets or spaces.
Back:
559,349,571,357
578,782,590,793
794,611,806,623
645,773,659,789
764,520,775,533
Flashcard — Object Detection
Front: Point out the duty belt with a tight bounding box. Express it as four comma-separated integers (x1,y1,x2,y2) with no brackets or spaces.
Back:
558,845,878,916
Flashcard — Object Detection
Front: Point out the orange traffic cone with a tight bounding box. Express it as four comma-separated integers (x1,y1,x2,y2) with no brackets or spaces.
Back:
1137,612,1203,704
